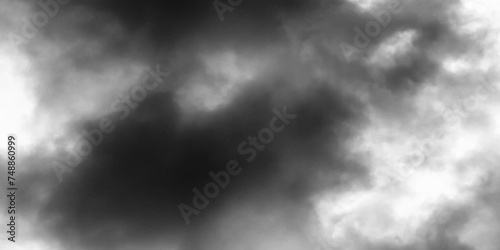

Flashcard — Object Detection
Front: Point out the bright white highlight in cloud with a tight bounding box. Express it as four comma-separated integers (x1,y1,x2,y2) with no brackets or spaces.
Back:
347,0,386,11
312,1,500,249
177,51,270,114
368,29,417,68
0,43,38,154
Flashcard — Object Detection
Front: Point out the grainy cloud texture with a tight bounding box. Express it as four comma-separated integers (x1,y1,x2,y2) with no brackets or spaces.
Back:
0,0,499,250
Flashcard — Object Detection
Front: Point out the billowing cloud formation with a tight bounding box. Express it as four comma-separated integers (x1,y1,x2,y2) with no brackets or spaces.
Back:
1,0,499,250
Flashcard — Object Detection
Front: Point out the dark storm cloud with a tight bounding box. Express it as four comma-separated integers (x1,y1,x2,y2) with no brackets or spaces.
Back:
13,0,489,249
40,77,367,249
40,0,321,55
26,0,324,114
30,3,371,250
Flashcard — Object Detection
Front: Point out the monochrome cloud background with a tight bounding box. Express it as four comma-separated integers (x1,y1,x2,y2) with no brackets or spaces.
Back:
0,0,499,249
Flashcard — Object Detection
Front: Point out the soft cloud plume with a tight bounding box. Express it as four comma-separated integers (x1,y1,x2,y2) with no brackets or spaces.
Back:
1,0,499,250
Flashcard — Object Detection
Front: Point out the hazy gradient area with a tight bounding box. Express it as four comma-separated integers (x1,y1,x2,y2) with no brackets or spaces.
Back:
0,0,499,250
